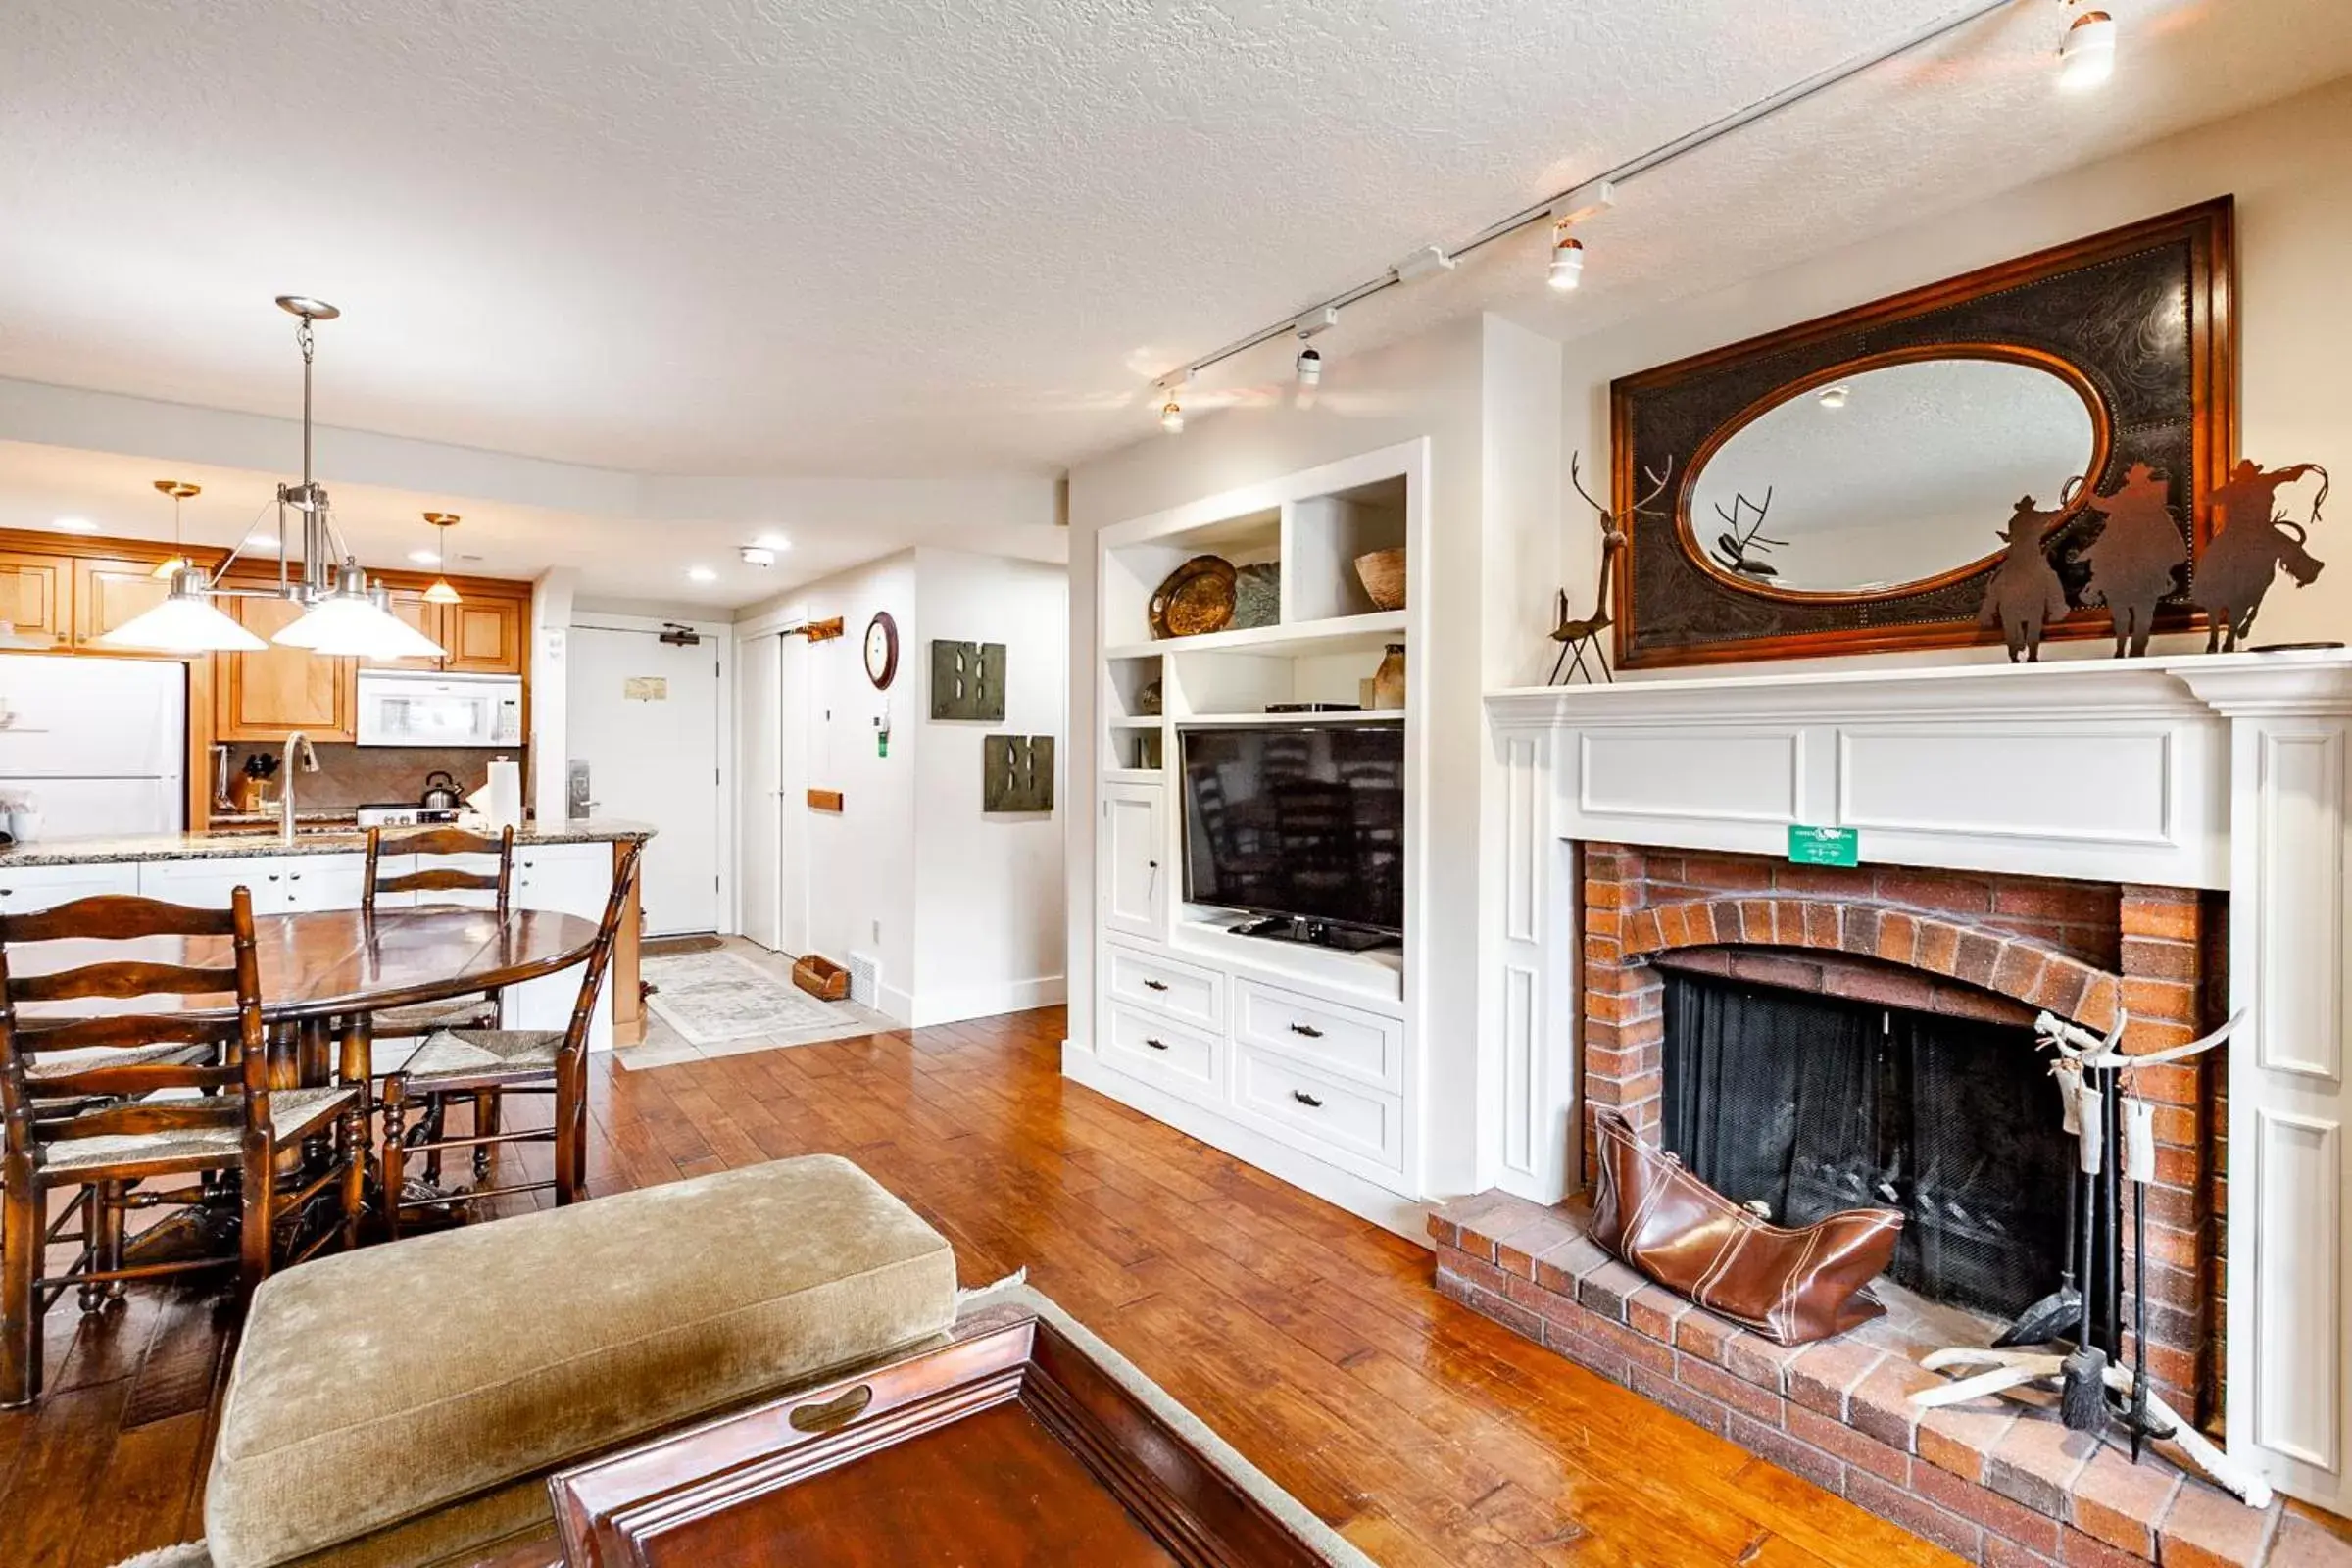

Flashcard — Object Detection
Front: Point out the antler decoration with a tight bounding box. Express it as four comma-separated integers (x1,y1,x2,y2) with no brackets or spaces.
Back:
1710,488,1785,579
1552,453,1673,685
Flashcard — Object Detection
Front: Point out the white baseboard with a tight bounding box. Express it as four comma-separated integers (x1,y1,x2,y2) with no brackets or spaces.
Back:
1061,1042,1431,1246
910,973,1068,1027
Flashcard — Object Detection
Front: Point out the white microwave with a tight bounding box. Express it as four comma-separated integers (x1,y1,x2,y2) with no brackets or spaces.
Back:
355,671,523,748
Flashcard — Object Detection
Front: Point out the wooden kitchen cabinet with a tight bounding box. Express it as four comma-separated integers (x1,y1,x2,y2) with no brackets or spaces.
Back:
72,556,173,651
439,597,525,673
0,551,70,649
364,589,450,670
216,592,355,741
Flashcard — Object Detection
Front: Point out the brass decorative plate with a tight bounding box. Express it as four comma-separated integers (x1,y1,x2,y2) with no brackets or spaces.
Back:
1149,555,1238,639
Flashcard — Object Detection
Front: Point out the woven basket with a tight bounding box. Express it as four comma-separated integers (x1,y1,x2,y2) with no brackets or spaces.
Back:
1355,549,1406,611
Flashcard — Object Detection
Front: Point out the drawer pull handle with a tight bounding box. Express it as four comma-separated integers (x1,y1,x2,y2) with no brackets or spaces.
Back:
1144,1037,1170,1051
1291,1089,1324,1109
1142,979,1169,992
1289,1022,1324,1039
787,1384,872,1435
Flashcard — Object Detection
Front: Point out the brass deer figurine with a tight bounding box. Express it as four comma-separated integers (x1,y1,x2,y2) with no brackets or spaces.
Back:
1551,452,1672,684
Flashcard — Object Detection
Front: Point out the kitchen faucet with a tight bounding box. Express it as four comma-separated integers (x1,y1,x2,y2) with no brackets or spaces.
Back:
279,732,319,845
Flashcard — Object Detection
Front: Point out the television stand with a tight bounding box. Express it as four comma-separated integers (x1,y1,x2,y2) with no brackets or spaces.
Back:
1230,915,1398,955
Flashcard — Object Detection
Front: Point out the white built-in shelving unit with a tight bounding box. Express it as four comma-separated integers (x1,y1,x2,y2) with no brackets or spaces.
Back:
1073,440,1430,1224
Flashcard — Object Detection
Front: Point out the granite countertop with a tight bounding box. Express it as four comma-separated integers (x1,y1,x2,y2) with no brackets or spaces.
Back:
0,818,658,867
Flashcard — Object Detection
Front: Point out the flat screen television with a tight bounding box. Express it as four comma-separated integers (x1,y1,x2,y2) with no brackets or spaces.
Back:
1179,724,1404,937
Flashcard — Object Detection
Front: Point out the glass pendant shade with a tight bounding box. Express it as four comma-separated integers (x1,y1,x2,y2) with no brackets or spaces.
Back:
275,588,446,660
98,570,266,654
149,555,190,581
422,577,462,606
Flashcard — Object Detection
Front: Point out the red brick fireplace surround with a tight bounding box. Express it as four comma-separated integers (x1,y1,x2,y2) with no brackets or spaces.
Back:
1429,846,2298,1567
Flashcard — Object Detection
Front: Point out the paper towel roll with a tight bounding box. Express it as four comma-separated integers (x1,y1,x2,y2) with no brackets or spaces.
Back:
484,756,522,828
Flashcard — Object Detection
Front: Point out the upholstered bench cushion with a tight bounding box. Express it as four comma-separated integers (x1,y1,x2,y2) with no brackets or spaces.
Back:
204,1154,956,1568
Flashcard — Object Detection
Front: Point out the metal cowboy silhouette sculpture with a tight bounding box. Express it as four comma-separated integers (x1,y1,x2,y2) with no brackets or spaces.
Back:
2079,463,2186,658
2188,459,2328,651
1977,488,2078,662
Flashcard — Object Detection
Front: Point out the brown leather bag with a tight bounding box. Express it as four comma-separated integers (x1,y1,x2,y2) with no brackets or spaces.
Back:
1589,1107,1902,1345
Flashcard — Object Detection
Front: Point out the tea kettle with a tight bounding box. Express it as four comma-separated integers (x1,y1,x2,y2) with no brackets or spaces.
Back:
419,770,464,812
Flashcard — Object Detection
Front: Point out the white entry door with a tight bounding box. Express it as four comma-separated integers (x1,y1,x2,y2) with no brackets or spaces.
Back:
738,633,781,951
776,628,810,956
568,624,724,935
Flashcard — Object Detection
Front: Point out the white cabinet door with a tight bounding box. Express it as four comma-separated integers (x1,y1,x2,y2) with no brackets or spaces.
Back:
139,856,287,912
0,861,139,913
515,843,613,920
505,842,615,1052
1100,783,1166,943
280,855,366,911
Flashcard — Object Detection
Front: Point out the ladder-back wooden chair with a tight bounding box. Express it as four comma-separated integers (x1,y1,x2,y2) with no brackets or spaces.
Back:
0,887,366,1405
380,840,641,1237
364,825,514,1181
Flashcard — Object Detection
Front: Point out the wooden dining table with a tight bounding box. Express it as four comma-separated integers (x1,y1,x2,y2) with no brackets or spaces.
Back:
19,904,605,1087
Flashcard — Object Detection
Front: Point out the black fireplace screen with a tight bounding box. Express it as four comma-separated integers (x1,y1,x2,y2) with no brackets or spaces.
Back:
1658,969,2071,1320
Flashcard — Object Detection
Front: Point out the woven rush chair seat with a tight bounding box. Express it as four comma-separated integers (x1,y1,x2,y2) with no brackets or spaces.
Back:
369,994,498,1038
42,1086,356,1174
401,1028,563,1088
23,1040,211,1083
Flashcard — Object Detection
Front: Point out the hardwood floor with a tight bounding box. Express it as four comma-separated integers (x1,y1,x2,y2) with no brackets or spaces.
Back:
0,1005,1967,1567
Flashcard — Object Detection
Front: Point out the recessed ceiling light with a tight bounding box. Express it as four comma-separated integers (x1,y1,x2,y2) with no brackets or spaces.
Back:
754,532,792,551
409,548,442,564
687,565,718,583
246,532,279,551
51,516,98,533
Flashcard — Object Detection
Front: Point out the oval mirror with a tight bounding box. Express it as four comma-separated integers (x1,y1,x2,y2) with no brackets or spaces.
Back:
1683,355,2102,597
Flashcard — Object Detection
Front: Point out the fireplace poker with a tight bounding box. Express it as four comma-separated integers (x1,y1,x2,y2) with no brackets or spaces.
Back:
2124,1095,2158,1459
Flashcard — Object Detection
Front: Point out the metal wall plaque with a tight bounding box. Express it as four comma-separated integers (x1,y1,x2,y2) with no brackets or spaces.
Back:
930,640,1006,721
982,735,1054,813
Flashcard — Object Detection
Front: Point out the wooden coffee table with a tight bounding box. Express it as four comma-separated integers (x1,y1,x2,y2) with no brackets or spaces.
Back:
492,1302,1337,1568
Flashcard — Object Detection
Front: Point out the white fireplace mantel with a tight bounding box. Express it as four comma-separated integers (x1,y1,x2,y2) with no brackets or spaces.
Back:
1482,649,2352,1515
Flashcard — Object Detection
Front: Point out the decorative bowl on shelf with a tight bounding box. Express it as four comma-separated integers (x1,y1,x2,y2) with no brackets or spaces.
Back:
1354,549,1406,611
1149,556,1238,638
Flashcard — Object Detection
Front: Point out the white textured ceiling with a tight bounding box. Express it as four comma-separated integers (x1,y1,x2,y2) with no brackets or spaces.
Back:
8,0,2350,488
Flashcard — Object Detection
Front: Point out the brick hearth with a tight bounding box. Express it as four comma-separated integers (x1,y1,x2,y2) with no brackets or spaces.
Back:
1430,1193,2344,1568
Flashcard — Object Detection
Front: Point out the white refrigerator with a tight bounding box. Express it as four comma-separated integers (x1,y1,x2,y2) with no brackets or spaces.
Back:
0,654,187,838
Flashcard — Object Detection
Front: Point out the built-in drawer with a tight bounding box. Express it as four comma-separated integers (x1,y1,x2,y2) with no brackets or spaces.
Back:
1102,1003,1221,1097
1105,943,1222,1032
1232,978,1400,1092
1233,1046,1401,1171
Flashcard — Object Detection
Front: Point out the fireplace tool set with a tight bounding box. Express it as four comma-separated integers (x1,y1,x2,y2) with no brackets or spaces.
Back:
1907,1006,2267,1506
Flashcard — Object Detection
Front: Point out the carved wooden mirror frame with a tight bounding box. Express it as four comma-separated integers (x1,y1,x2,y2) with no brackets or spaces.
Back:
1610,199,2235,669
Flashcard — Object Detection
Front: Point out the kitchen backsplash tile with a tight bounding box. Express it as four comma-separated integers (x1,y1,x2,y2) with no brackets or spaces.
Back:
218,744,529,811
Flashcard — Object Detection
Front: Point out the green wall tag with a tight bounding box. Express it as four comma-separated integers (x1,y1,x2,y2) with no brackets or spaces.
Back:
1788,825,1860,867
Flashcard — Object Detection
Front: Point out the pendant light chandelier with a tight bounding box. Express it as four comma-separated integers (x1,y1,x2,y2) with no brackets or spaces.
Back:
419,514,464,605
148,480,199,578
103,299,447,661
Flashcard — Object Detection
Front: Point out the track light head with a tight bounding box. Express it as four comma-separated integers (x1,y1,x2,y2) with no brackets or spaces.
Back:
1295,343,1323,386
1548,229,1586,292
1159,398,1185,434
2059,8,2115,90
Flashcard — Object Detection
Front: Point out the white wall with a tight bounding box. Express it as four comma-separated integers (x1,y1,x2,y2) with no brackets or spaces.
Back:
1553,74,2352,675
909,548,1069,1025
527,566,575,825
736,547,1069,1026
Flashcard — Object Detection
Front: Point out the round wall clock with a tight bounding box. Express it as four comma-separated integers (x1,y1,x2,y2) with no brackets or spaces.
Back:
863,611,899,689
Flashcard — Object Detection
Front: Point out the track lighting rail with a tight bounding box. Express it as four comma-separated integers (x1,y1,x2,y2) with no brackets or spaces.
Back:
1160,0,2019,392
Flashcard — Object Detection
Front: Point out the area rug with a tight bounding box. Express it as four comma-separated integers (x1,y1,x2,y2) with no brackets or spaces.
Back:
640,948,854,1046
118,1279,1374,1568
